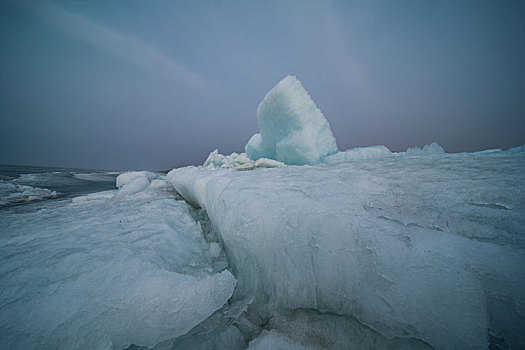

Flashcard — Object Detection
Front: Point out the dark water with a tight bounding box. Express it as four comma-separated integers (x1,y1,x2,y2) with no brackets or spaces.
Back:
0,164,119,211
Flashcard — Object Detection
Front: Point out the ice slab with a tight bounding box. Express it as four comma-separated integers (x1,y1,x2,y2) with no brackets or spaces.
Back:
245,76,338,165
168,151,525,350
0,173,236,349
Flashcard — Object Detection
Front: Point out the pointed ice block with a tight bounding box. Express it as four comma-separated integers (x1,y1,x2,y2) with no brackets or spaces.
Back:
245,76,338,165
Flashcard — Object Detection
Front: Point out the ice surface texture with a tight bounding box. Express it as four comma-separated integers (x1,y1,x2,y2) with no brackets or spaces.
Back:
0,172,236,349
168,151,525,350
245,76,338,165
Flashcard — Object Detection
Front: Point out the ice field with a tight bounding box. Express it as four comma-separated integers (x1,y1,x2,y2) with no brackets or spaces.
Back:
1,76,525,349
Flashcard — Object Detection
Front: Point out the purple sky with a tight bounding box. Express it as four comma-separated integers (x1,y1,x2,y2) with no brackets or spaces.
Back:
1,0,524,170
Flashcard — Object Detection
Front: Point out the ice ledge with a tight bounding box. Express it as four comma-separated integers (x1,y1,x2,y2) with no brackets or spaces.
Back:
167,154,525,349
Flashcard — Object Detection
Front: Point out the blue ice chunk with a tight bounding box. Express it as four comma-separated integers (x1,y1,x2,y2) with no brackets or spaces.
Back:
245,76,338,165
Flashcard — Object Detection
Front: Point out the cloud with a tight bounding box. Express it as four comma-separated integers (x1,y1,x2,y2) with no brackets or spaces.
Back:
34,1,207,88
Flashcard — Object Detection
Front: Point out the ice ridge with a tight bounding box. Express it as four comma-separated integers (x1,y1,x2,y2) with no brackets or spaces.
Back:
168,146,525,350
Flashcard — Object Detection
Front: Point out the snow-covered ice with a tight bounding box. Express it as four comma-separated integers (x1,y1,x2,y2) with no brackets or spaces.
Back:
245,75,338,165
0,172,236,349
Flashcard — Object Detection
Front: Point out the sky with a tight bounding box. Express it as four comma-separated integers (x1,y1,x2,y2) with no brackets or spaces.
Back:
1,0,524,170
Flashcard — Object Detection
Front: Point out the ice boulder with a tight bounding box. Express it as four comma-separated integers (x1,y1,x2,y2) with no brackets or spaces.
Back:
113,171,160,200
245,76,338,165
115,171,158,188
